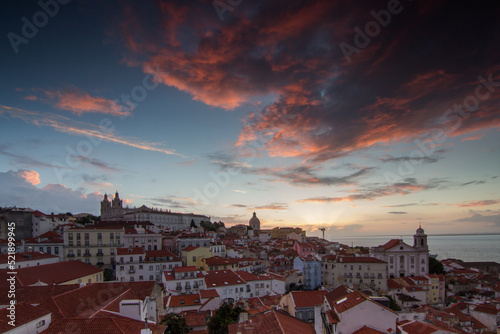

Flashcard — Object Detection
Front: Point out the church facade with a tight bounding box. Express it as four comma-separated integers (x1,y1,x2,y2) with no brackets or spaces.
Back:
100,192,210,231
370,226,429,278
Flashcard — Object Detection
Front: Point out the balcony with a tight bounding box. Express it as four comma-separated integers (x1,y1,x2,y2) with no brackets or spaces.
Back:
129,269,135,274
97,262,104,266
83,253,91,257
97,252,104,256
185,286,191,290
176,286,182,290
67,254,75,258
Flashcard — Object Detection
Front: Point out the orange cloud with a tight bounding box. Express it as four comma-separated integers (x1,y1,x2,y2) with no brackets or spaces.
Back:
18,169,40,185
43,88,131,117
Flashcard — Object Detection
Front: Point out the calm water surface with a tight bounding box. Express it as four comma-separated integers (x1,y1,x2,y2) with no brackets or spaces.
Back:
331,234,500,263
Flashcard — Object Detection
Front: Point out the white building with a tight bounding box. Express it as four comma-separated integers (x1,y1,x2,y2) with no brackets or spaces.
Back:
322,256,388,292
371,227,429,278
100,192,210,231
162,266,206,295
123,227,162,251
115,247,182,282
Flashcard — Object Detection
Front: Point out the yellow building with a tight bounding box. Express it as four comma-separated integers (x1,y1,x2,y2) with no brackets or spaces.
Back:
198,256,240,271
64,226,124,269
182,246,213,267
271,227,306,239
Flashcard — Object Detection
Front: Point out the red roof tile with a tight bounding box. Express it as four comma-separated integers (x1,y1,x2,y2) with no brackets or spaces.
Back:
0,284,79,306
473,303,497,315
205,270,245,287
174,266,198,273
0,260,102,287
291,290,328,308
0,251,59,263
182,246,200,252
43,315,166,334
200,289,219,298
398,320,450,334
352,326,387,334
167,293,201,307
204,256,241,266
0,303,50,332
381,239,402,250
228,309,315,334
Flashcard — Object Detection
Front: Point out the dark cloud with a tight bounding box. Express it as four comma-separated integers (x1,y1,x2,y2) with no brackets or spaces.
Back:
0,170,101,214
389,211,407,214
455,212,500,226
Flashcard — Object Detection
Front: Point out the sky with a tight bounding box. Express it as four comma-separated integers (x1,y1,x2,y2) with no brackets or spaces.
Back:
1,0,499,238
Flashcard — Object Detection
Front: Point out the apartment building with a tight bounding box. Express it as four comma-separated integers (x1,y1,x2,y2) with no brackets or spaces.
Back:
115,247,182,282
64,226,124,268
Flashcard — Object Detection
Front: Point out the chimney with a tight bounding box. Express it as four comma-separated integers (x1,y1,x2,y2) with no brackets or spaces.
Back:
238,311,249,323
140,330,152,334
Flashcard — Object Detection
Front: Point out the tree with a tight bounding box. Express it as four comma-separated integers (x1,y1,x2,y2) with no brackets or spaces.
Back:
385,295,401,312
429,257,446,275
207,302,242,334
190,219,197,228
160,313,188,334
103,269,115,281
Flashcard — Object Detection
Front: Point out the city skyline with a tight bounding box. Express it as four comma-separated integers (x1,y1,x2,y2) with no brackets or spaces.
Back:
1,1,499,238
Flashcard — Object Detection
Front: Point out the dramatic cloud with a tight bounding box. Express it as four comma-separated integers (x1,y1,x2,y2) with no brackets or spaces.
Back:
0,105,181,156
297,178,439,203
39,87,132,117
0,170,102,214
116,1,500,164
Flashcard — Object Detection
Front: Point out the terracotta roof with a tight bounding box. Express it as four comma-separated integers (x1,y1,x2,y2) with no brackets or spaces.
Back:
182,246,200,252
388,279,404,289
200,289,219,298
0,260,102,287
0,251,59,263
174,266,198,273
0,284,79,306
204,256,241,266
228,309,315,334
0,303,50,333
43,314,166,334
339,257,386,263
39,231,62,238
473,303,497,315
398,320,451,334
290,290,328,308
205,270,245,287
145,249,179,261
37,281,156,322
116,247,145,255
352,326,387,334
381,239,402,250
167,293,201,307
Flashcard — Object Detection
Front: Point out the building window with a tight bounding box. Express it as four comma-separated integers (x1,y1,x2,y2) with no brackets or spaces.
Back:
97,233,102,239
110,233,114,239
36,320,46,328
85,233,89,240
69,241,73,247
110,249,114,255
68,233,73,240
149,265,153,271
55,247,59,254
76,233,81,240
